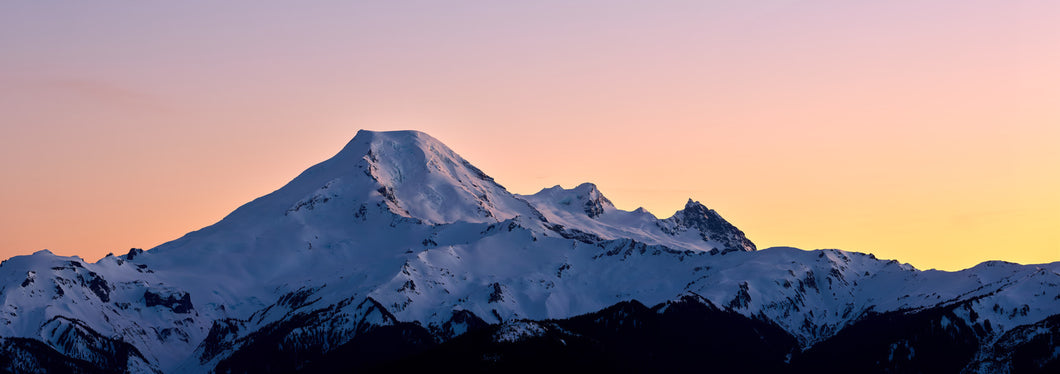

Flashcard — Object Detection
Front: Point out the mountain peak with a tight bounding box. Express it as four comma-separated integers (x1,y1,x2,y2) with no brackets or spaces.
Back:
573,183,615,218
350,130,527,224
357,129,429,139
682,199,713,214
572,182,599,192
345,129,435,148
528,183,615,219
663,199,756,254
156,130,547,259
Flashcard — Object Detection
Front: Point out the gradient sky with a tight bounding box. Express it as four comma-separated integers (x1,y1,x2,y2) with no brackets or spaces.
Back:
1,1,1057,271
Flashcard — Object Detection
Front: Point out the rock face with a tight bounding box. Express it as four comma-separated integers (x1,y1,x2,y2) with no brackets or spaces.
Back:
0,130,1056,373
143,290,193,314
660,199,757,254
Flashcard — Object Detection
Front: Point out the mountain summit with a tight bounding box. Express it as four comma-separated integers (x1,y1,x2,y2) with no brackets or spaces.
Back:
0,130,1056,373
188,129,537,226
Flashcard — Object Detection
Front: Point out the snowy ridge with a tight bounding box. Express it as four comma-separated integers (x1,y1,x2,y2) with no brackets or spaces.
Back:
0,130,1056,372
519,185,754,254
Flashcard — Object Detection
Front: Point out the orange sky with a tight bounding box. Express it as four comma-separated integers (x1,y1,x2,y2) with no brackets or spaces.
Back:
1,1,1057,270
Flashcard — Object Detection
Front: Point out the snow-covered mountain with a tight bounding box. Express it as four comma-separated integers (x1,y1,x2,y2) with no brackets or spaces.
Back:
0,130,1056,373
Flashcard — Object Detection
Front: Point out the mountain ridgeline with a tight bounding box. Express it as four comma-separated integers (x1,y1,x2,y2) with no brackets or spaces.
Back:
0,130,1056,373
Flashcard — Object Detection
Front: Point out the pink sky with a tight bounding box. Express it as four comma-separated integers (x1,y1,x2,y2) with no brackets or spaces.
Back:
1,1,1057,270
